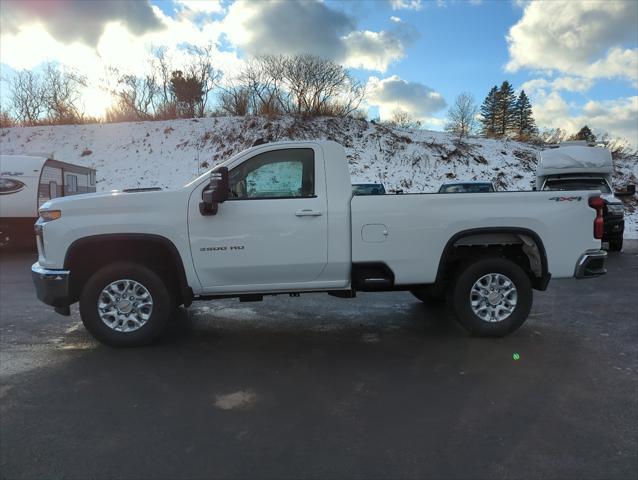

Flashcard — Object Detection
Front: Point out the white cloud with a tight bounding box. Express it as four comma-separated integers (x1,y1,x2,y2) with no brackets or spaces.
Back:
390,0,423,11
533,91,638,147
366,75,447,122
222,0,352,59
342,31,407,72
176,0,224,14
221,0,414,72
521,76,595,97
0,0,163,47
506,0,638,83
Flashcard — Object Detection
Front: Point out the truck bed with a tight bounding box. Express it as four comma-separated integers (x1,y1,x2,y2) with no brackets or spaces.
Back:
351,191,600,284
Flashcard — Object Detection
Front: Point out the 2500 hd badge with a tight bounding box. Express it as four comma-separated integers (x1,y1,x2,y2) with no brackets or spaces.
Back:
200,245,245,252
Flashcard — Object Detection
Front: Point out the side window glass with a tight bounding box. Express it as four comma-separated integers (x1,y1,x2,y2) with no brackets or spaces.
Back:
229,149,314,199
245,161,303,198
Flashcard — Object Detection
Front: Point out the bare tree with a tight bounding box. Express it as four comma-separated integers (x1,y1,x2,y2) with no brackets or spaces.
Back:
385,109,421,129
446,92,477,139
218,84,250,116
152,47,173,107
598,132,637,160
538,127,567,145
0,109,14,128
41,64,86,124
109,68,158,120
183,44,222,117
284,55,364,116
237,54,364,117
10,70,45,125
239,56,286,115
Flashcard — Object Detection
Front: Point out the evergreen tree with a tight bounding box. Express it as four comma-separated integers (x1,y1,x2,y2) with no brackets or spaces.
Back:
495,80,516,137
170,70,204,118
479,86,499,138
572,125,596,143
513,90,536,139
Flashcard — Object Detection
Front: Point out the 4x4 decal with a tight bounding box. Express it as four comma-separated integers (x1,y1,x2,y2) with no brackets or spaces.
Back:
548,196,582,202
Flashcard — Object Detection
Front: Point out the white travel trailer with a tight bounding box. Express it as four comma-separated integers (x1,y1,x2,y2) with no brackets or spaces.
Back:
0,155,96,248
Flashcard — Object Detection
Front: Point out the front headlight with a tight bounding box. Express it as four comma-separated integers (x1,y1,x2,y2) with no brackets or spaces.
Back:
39,210,62,222
606,204,624,215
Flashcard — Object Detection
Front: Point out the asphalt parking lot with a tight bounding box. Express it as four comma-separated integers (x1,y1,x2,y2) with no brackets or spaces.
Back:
1,243,637,480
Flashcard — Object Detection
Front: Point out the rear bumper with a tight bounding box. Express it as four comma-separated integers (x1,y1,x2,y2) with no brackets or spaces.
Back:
574,250,607,279
31,263,71,310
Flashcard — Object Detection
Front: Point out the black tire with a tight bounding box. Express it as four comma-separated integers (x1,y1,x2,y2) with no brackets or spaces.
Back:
450,257,532,337
79,261,174,347
410,285,446,304
608,239,623,252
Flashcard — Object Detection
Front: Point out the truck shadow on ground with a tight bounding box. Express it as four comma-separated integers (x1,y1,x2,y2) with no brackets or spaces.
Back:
156,300,467,346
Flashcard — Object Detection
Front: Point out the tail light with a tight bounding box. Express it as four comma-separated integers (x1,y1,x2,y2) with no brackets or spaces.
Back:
589,196,604,239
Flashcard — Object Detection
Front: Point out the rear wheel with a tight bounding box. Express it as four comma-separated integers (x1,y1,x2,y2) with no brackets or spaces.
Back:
450,257,532,337
79,262,174,347
608,239,623,252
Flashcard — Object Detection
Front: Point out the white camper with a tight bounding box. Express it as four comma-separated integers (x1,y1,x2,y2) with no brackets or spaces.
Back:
536,141,625,251
536,141,614,189
0,155,96,248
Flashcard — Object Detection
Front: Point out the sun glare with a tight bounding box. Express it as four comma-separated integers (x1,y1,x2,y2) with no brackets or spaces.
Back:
82,86,113,119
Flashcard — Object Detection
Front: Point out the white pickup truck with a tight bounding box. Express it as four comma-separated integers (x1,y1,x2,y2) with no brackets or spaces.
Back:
32,140,607,347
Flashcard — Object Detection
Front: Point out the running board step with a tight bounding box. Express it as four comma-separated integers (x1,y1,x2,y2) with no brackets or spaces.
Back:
360,278,393,289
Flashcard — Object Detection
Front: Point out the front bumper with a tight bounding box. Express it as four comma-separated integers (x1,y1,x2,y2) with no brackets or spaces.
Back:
574,250,607,279
31,263,71,313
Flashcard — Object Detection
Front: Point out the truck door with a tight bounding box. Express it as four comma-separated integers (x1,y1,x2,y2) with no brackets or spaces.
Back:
188,147,328,291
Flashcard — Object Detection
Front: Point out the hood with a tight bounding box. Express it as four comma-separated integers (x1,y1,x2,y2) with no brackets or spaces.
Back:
40,187,188,214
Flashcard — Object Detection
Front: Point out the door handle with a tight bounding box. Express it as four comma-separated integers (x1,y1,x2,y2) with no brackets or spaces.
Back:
295,209,323,217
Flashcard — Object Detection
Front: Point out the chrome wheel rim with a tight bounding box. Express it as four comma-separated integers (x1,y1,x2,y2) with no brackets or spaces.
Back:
470,273,517,322
97,279,153,332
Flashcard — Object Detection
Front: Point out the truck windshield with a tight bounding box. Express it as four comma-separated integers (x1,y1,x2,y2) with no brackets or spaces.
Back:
543,179,611,193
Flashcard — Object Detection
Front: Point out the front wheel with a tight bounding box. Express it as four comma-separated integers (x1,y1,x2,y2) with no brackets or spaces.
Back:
79,262,174,347
450,257,532,337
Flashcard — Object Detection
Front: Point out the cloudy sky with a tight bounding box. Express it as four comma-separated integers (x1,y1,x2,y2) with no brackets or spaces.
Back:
1,0,636,145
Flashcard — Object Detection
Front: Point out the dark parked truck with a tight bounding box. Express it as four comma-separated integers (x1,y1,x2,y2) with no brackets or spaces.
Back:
0,155,96,249
439,181,495,193
352,183,386,195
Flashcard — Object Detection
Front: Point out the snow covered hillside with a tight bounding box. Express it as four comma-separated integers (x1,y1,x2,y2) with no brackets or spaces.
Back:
1,115,636,238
